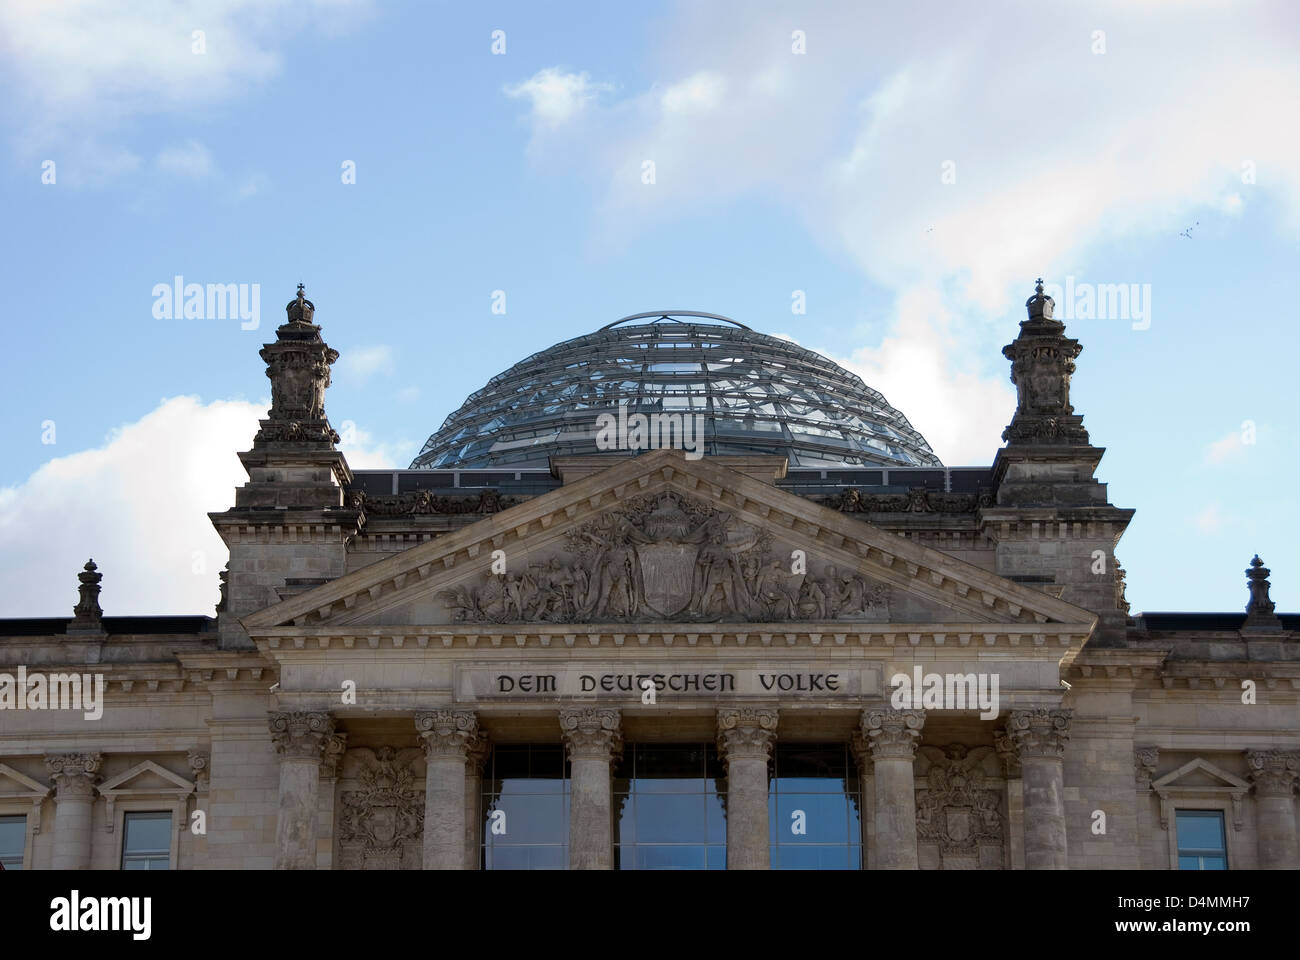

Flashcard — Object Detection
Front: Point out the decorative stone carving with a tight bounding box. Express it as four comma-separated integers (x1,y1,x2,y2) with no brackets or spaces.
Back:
414,710,479,759
826,486,994,514
1001,280,1090,446
268,711,335,760
439,491,889,623
44,753,103,798
69,559,103,631
1115,565,1131,615
1243,555,1283,630
349,489,518,517
253,285,341,447
862,708,925,760
1246,749,1299,798
187,750,210,794
337,746,425,870
915,745,1004,862
716,707,779,761
321,734,348,779
1134,746,1159,790
559,708,623,761
993,728,1021,777
1005,708,1072,760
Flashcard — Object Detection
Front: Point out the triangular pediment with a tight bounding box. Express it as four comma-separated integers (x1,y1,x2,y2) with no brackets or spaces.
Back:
98,760,195,797
1152,758,1249,793
0,763,50,799
243,450,1097,635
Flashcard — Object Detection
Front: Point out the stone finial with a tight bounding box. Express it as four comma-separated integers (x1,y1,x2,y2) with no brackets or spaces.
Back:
285,283,315,325
69,559,104,631
1243,555,1283,630
253,284,340,446
1000,277,1089,446
1025,277,1055,321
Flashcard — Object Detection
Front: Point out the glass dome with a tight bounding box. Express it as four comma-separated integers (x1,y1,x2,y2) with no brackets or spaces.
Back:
411,312,941,470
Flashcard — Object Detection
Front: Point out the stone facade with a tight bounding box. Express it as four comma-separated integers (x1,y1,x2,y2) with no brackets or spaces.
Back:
1,284,1296,871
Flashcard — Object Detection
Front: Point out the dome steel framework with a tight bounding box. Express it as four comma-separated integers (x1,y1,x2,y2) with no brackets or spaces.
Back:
410,312,941,470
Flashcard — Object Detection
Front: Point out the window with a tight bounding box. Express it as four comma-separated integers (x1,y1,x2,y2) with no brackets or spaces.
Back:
121,812,172,870
482,745,569,869
0,815,26,870
614,744,726,869
769,744,863,869
1176,810,1227,870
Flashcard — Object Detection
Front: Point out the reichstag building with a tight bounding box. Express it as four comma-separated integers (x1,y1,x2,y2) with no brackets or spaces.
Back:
1,284,1296,871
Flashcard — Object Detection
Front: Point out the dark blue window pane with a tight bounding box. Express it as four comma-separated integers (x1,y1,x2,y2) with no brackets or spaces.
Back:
769,744,861,870
0,816,25,867
616,744,726,870
483,745,570,870
1175,810,1227,870
636,845,707,870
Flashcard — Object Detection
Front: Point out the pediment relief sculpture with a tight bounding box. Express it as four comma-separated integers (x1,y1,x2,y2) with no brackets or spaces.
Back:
439,492,889,624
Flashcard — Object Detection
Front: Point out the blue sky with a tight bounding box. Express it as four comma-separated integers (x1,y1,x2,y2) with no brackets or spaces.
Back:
0,0,1296,616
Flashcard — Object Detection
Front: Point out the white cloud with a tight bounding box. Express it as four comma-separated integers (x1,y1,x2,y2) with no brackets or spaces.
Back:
0,0,368,160
505,68,612,128
337,344,394,382
512,1,1300,462
1204,427,1250,465
1194,503,1224,533
156,139,215,179
660,72,726,115
0,395,394,616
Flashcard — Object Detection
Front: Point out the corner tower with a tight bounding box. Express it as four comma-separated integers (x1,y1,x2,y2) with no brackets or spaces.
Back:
985,280,1134,645
209,286,360,648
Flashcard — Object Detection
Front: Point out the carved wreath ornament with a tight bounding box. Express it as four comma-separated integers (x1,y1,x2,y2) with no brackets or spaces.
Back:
439,492,889,624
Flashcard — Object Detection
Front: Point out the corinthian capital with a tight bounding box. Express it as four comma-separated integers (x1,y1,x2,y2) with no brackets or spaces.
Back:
44,752,103,799
1246,749,1299,798
415,710,479,760
862,708,924,761
716,707,779,762
559,708,623,761
269,711,335,760
1006,708,1072,761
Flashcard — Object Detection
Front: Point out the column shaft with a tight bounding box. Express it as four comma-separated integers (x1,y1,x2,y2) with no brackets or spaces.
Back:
1006,709,1071,870
416,710,479,870
862,709,923,870
717,707,778,870
46,753,102,870
269,712,333,870
560,708,622,870
1247,750,1299,869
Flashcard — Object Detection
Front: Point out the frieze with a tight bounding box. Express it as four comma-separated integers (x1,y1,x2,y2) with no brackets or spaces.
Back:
349,489,518,517
439,491,889,623
456,663,879,701
824,487,993,514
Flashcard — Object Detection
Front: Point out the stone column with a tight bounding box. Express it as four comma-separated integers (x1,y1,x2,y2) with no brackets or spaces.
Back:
415,710,478,870
44,753,102,870
269,711,334,870
1246,749,1299,870
717,707,778,870
1006,708,1071,870
995,728,1025,870
559,708,622,870
849,732,873,869
464,731,490,870
1133,746,1159,870
862,708,924,870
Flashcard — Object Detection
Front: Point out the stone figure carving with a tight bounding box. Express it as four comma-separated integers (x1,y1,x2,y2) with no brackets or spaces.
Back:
438,492,890,624
825,487,994,514
349,489,516,516
915,744,1003,864
338,746,424,870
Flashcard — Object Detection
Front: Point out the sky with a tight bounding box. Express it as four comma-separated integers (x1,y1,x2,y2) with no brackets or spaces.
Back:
0,0,1296,617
